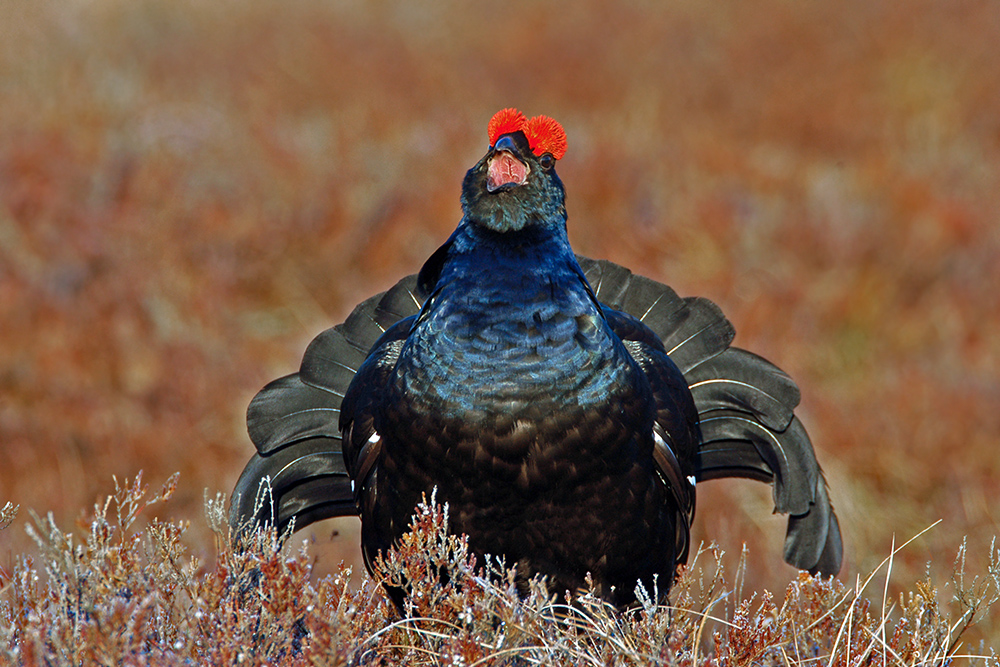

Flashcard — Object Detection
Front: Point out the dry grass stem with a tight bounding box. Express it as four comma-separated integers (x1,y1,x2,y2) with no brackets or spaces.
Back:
2,475,997,665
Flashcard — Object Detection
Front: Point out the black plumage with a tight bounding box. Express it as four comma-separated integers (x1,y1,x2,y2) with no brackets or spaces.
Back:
230,110,842,607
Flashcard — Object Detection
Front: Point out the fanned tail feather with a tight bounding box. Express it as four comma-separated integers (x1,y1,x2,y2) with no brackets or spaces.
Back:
692,362,841,575
230,438,355,535
786,476,843,575
229,278,425,539
685,348,799,431
577,257,842,577
246,374,342,455
578,257,736,372
698,413,816,514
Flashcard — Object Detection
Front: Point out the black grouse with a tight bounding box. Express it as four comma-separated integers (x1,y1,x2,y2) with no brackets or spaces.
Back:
230,108,842,607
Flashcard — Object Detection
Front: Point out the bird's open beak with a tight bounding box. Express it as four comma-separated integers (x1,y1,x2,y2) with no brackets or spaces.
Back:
487,135,529,192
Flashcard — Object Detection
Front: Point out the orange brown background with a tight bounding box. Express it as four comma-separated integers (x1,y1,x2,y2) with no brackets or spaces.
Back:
2,0,998,644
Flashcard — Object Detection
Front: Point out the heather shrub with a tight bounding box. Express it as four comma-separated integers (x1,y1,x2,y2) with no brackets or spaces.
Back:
2,474,997,665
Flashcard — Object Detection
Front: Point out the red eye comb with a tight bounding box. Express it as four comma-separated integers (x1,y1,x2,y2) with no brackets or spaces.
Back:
487,108,567,160
487,108,527,147
523,115,567,161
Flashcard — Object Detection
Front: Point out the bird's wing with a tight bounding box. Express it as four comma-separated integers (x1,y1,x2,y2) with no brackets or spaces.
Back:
337,324,411,494
578,256,842,577
229,277,425,539
602,306,698,566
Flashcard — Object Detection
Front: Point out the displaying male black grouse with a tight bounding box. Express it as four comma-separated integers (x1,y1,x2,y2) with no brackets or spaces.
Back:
230,108,842,607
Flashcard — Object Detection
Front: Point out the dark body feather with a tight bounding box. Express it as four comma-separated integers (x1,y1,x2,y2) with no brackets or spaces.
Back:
230,125,841,607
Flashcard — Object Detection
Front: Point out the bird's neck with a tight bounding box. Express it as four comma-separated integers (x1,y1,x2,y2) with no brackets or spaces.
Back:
398,220,630,417
443,219,578,283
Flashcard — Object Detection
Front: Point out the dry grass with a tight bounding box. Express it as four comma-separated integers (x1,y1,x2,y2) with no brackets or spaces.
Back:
1,474,998,665
2,0,999,655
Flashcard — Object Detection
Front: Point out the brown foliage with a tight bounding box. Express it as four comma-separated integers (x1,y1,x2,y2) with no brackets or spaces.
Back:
2,0,999,652
2,476,998,665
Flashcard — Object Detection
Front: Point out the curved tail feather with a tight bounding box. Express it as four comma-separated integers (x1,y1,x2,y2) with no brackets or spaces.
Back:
230,279,425,539
686,348,799,431
578,257,736,373
785,477,843,575
229,437,354,537
247,374,342,454
577,257,842,577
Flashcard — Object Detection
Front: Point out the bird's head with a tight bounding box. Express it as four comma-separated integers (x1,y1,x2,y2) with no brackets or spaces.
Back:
460,108,568,233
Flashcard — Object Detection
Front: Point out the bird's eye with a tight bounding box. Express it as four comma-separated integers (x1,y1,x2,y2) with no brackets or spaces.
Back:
539,153,555,170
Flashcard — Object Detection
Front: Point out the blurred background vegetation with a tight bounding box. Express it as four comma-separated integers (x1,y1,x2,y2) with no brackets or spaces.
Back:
2,0,998,646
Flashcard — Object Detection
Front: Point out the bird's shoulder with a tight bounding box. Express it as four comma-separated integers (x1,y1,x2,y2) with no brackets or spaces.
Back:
338,315,415,479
